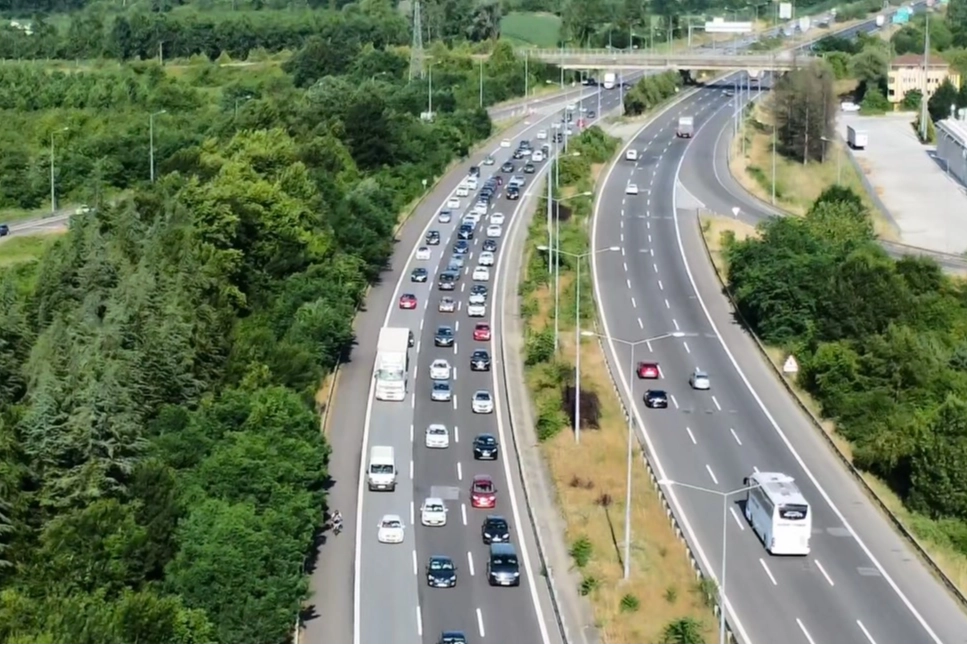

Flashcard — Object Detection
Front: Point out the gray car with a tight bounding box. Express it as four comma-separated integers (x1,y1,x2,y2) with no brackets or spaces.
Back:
431,380,452,402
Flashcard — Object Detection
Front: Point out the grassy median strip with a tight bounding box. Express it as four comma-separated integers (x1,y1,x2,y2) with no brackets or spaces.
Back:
517,125,715,643
699,211,967,598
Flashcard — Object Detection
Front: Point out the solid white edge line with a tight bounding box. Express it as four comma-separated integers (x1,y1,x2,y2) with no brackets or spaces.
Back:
814,559,834,586
671,82,943,645
590,79,754,644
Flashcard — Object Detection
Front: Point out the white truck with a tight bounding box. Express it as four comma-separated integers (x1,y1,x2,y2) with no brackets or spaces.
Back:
847,125,868,150
367,446,397,491
374,327,409,401
875,14,885,27
603,72,617,90
676,115,695,138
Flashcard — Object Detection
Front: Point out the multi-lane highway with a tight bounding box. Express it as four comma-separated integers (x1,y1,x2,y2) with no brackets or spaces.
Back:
590,78,967,643
353,87,629,644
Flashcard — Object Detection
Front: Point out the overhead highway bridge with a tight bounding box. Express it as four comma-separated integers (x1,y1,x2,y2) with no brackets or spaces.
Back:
521,49,812,72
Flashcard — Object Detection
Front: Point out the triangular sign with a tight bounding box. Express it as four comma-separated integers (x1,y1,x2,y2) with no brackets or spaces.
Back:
783,355,799,374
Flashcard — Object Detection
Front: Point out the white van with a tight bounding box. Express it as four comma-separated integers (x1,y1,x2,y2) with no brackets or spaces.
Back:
625,149,638,161
367,446,397,492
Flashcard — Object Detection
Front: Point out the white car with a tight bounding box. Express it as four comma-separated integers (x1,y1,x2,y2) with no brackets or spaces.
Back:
377,514,405,544
456,185,469,197
472,266,491,281
472,202,488,216
415,246,431,261
421,498,448,526
469,291,486,305
626,183,639,195
537,129,547,140
490,212,505,226
626,149,638,161
532,151,544,162
500,139,511,147
689,369,711,390
438,296,456,313
425,423,450,449
478,251,495,266
429,359,451,380
463,212,481,226
467,303,486,317
472,390,494,414
446,197,461,209
486,224,503,238
466,177,478,190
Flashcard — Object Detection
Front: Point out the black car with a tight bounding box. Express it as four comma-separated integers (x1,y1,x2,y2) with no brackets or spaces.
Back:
469,165,481,178
523,163,536,174
500,162,514,173
473,433,499,460
0,224,8,237
644,389,669,408
453,240,469,255
541,143,550,154
426,555,458,588
512,149,524,160
470,349,491,372
438,272,457,290
554,132,563,143
426,230,441,245
409,330,415,347
411,268,428,282
506,186,520,200
482,239,498,253
518,139,531,149
458,225,474,240
493,175,503,186
435,326,455,347
439,631,467,644
479,189,494,201
588,109,596,119
481,515,510,544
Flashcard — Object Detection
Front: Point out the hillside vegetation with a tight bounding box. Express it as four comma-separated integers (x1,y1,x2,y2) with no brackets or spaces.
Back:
722,185,967,559
0,6,544,641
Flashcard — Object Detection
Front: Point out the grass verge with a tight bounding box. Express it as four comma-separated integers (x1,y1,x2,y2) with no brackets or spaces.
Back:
0,233,63,268
516,123,715,643
700,213,967,598
729,98,899,241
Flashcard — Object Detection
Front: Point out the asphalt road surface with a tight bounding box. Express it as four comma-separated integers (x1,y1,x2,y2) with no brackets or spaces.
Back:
354,89,629,645
590,80,967,643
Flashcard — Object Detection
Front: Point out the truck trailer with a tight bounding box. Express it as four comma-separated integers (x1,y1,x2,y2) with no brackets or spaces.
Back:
603,72,617,90
374,327,409,401
847,125,868,150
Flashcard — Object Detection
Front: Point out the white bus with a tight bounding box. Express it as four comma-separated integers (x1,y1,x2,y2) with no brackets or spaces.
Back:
743,472,811,555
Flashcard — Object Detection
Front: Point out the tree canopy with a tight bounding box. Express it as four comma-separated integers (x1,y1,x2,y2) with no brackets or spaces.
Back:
723,186,967,555
0,14,517,641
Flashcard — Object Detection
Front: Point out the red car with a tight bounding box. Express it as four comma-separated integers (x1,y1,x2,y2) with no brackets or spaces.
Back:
399,293,418,310
473,323,492,342
470,474,497,509
637,362,661,379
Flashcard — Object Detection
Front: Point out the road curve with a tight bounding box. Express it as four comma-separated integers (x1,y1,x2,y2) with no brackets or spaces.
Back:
353,88,629,644
591,81,967,644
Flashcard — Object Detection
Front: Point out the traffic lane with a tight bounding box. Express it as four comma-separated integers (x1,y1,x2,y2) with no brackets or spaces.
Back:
676,176,967,644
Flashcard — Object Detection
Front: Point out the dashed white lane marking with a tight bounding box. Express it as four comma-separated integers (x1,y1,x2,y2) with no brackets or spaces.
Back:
410,501,415,524
705,464,718,484
686,427,697,444
760,559,778,585
457,462,463,480
411,392,416,409
670,394,679,409
653,263,658,272
658,279,664,291
452,395,458,410
683,341,691,354
416,606,423,636
857,620,876,644
673,318,680,330
626,278,632,289
410,459,414,479
712,395,721,411
815,560,834,586
796,619,815,644
623,262,629,272
410,423,414,443
729,506,745,530
461,503,467,525
467,551,476,576
620,233,624,242
476,608,486,638
638,317,644,329
631,296,637,308
648,234,652,243
621,247,626,256
454,425,460,443
420,318,424,331
664,299,670,309
730,428,742,446
412,549,418,575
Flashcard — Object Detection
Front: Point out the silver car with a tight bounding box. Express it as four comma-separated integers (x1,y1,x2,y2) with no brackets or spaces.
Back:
689,369,711,390
431,380,452,402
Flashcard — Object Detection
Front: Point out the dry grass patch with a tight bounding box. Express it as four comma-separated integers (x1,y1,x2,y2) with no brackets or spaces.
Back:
699,213,967,600
730,102,899,241
525,288,715,643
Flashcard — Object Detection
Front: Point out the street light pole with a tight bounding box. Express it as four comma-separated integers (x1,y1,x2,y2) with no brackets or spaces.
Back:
659,479,767,644
479,58,484,108
49,127,68,214
149,109,167,183
546,189,593,351
583,330,692,578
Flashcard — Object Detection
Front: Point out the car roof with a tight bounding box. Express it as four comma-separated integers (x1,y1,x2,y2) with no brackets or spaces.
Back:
472,349,489,356
433,380,450,387
427,424,447,431
647,389,667,395
424,496,444,505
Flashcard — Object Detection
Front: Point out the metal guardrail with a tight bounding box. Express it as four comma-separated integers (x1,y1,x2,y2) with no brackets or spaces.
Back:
524,49,811,70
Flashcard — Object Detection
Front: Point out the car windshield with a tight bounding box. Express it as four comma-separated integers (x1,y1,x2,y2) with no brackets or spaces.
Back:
474,481,493,492
477,435,496,446
492,555,518,566
429,426,446,435
434,382,449,391
426,503,444,512
437,327,452,337
430,559,454,571
473,351,488,360
488,519,508,532
475,393,491,401
382,519,402,528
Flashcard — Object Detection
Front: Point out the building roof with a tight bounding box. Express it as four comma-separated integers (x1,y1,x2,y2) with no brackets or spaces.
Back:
938,119,967,147
891,53,950,69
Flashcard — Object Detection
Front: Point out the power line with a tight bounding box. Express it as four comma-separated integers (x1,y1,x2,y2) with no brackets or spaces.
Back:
409,0,425,81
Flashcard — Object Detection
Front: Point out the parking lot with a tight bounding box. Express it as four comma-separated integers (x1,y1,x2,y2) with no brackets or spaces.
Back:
839,112,967,255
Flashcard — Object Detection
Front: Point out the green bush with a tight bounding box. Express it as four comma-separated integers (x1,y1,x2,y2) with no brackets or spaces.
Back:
624,71,682,116
525,328,556,365
579,575,600,596
569,536,593,567
536,395,569,442
620,593,641,612
860,87,890,114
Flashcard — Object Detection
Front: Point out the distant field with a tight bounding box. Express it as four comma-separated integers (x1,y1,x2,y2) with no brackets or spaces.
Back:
500,11,561,48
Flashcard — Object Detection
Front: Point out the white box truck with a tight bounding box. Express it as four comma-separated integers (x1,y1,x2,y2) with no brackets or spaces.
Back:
626,148,638,161
676,115,695,138
603,72,617,90
367,446,397,491
374,327,409,401
847,125,868,150
875,14,885,27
